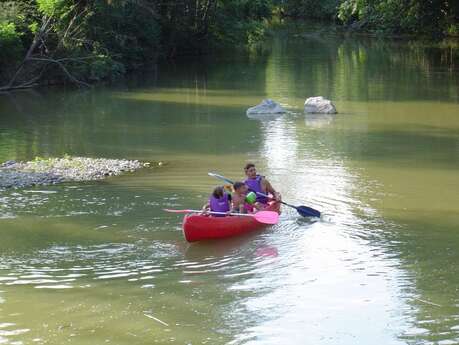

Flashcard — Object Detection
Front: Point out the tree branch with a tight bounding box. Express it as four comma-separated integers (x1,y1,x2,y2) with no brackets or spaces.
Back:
4,15,53,89
28,57,91,87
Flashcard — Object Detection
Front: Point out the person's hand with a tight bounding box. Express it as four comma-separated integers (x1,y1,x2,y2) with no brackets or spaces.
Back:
254,202,263,210
274,192,282,202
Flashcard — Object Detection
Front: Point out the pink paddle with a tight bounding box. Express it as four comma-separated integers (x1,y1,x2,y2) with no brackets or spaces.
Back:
163,209,279,225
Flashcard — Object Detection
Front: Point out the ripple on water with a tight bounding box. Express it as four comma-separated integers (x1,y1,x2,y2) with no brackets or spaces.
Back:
0,323,30,345
0,180,436,344
0,186,182,219
0,242,180,291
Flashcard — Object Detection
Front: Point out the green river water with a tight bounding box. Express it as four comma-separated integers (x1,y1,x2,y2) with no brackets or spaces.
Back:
0,26,458,344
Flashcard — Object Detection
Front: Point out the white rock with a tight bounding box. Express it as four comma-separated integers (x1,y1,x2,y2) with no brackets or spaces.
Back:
246,99,286,115
304,96,337,114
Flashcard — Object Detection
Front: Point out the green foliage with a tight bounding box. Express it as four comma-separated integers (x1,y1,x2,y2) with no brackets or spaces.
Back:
0,1,18,22
88,56,126,81
33,156,47,162
277,0,456,36
28,22,38,34
36,0,64,16
1,0,456,86
0,22,20,45
247,21,268,45
337,0,456,36
447,24,459,36
0,22,23,64
85,1,161,67
279,0,340,20
209,0,272,47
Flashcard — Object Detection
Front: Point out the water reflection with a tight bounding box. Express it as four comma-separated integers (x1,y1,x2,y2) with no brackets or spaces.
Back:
246,113,285,121
255,28,459,344
304,114,335,128
218,110,411,343
0,24,458,345
184,231,270,260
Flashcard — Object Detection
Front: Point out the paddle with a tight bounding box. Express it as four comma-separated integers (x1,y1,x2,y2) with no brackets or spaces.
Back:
163,209,279,225
208,172,321,218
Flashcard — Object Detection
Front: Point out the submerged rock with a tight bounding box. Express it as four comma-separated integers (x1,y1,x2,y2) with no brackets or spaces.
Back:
304,96,337,114
0,156,147,189
246,99,286,115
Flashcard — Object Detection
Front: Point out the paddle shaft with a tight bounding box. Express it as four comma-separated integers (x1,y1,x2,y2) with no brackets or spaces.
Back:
166,209,255,217
202,210,254,217
164,208,279,224
278,200,298,209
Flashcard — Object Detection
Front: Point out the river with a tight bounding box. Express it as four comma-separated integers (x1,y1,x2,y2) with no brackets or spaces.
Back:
0,25,458,344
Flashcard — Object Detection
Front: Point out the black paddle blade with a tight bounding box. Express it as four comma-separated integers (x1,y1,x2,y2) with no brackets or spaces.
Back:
296,206,321,218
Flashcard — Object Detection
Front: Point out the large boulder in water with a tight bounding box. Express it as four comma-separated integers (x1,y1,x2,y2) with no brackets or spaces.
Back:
246,99,286,115
304,96,337,114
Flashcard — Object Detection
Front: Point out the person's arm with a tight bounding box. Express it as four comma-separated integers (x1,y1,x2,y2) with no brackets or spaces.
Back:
201,202,210,214
227,198,232,215
262,178,281,201
231,194,241,213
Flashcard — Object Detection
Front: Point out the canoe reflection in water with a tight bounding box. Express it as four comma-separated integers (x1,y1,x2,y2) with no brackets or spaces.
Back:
255,246,278,258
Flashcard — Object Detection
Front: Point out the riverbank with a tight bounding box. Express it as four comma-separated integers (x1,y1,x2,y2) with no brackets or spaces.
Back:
0,1,273,91
0,156,148,189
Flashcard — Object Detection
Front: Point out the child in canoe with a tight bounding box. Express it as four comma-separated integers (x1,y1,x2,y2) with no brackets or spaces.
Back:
231,182,258,214
202,186,231,217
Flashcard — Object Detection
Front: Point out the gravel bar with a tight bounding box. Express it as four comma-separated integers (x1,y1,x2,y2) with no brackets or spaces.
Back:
0,157,148,189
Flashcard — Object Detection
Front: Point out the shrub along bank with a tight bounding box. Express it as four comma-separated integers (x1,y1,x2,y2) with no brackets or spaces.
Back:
0,0,456,89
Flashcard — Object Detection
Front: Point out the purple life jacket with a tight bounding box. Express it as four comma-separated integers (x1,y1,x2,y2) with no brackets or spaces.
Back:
244,175,268,204
209,192,230,216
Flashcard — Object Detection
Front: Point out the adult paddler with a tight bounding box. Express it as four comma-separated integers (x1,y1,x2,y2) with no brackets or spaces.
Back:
244,163,281,208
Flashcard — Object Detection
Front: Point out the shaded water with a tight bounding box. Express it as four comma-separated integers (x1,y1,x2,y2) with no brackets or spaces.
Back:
0,26,459,344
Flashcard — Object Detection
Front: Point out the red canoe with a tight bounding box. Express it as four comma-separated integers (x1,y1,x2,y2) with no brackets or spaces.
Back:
182,202,281,242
